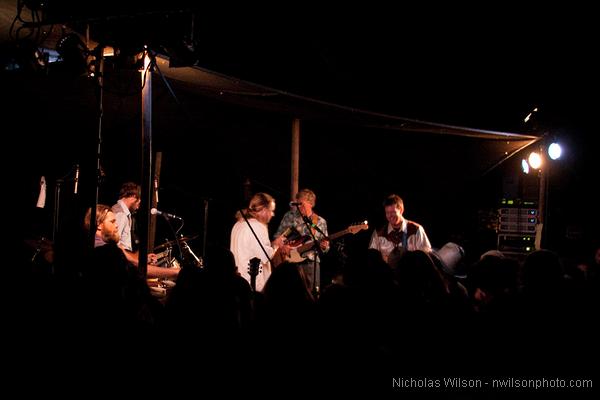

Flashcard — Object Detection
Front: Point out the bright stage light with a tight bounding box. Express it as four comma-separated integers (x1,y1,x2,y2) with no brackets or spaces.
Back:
528,152,542,170
548,143,562,160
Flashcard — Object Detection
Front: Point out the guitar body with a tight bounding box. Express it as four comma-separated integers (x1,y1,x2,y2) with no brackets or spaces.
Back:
281,236,312,263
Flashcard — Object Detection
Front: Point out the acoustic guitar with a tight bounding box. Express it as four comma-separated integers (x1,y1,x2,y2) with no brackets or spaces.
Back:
248,257,262,292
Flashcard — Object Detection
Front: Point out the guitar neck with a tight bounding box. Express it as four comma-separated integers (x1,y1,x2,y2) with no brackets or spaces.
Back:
327,229,351,241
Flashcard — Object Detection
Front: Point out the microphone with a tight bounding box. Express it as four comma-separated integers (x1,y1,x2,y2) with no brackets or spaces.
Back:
289,202,302,206
151,207,183,220
73,164,79,194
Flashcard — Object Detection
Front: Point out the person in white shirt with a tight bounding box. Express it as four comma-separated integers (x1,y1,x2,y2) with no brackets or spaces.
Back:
369,194,432,264
112,182,177,280
230,192,290,292
112,182,140,252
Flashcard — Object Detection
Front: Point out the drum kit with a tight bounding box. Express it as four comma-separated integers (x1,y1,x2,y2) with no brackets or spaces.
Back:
153,234,198,251
153,234,203,268
149,234,202,299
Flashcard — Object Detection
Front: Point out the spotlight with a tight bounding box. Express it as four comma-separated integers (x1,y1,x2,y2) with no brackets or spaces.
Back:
521,159,530,174
548,143,562,160
528,152,542,170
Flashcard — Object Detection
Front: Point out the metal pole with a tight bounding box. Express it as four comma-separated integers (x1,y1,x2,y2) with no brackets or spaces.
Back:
139,49,153,277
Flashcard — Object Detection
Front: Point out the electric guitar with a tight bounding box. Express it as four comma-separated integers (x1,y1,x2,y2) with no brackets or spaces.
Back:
272,221,369,268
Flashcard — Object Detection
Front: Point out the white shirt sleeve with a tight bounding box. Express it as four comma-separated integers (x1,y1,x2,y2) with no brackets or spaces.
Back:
410,225,432,252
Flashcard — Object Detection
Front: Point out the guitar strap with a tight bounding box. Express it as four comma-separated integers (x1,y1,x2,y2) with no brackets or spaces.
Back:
238,209,272,263
305,212,326,237
310,213,319,236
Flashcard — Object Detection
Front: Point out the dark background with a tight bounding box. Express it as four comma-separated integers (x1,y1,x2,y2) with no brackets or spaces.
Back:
4,2,599,265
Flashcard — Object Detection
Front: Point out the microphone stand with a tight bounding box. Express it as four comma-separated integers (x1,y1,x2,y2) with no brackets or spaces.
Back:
295,205,324,297
162,214,186,266
181,240,203,268
52,179,62,243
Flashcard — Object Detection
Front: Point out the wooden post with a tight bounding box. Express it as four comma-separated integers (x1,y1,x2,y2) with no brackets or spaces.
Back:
291,118,300,200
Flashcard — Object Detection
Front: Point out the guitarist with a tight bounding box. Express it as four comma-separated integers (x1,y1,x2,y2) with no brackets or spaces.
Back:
274,189,329,295
112,182,178,280
230,193,291,292
369,194,432,265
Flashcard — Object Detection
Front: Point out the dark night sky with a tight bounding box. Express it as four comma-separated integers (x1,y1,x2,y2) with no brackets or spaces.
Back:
5,3,599,260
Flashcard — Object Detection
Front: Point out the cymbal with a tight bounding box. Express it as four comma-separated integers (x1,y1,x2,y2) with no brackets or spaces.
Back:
154,235,198,251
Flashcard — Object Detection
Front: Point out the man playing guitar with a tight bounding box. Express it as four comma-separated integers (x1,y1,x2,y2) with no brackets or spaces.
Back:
274,189,329,296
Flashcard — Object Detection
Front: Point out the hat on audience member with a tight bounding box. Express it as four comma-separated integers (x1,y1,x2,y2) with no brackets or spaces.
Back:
432,242,467,279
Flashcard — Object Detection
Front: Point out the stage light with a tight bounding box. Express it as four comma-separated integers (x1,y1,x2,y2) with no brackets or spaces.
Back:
548,142,562,160
521,159,530,174
528,151,542,170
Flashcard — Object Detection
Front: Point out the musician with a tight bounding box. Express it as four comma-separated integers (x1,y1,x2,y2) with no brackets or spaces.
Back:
275,189,329,295
369,194,432,264
112,182,178,279
230,193,290,292
83,204,160,326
